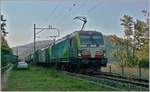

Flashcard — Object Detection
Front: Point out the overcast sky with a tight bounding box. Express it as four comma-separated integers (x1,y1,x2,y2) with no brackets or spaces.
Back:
1,0,148,47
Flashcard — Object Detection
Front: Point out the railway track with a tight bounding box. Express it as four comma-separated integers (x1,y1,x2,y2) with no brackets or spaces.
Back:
63,71,149,91
91,72,149,88
100,72,149,83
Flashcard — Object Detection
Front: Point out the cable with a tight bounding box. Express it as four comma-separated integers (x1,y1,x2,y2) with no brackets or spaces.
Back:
54,3,76,25
86,0,104,15
45,6,58,23
41,0,104,35
41,4,59,25
49,0,85,26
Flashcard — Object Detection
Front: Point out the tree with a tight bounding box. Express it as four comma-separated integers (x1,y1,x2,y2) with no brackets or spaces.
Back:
110,35,127,66
120,15,134,64
1,36,12,66
133,19,149,67
110,14,148,68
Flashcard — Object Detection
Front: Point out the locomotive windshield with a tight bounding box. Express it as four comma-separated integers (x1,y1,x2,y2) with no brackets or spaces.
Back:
80,35,104,45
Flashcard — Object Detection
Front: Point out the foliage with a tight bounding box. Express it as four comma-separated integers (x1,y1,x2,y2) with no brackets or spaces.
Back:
120,15,134,37
136,43,149,68
110,35,126,66
110,14,149,68
120,15,134,64
139,58,149,68
133,19,149,68
1,36,13,67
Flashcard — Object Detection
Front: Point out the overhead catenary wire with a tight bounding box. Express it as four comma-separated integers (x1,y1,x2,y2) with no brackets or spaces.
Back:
41,3,60,25
54,0,104,28
43,0,85,27
51,0,88,31
37,2,61,42
86,0,104,15
41,0,103,26
40,0,104,36
54,3,76,26
74,0,90,14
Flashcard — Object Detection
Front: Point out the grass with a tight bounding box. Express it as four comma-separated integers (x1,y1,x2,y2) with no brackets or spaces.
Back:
101,64,149,79
5,65,116,91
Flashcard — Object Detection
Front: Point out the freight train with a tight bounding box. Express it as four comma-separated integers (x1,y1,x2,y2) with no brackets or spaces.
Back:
25,31,108,72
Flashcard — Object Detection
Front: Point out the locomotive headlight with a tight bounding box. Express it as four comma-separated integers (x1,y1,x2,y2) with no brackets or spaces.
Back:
77,50,83,57
103,50,106,57
103,53,106,57
78,53,81,56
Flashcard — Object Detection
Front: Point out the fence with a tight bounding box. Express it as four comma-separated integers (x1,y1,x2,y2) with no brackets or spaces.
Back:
101,64,149,80
1,64,11,74
3,54,18,63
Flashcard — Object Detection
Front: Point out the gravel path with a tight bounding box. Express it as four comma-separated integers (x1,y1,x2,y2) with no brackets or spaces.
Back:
1,64,13,90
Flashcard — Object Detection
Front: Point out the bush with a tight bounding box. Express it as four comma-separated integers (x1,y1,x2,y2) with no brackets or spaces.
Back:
139,58,149,68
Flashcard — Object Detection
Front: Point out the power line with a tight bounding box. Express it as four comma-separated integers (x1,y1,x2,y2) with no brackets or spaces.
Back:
42,3,60,25
54,3,76,26
44,0,85,27
40,0,104,33
46,6,58,23
86,0,104,15
75,0,90,14
55,0,103,27
52,1,88,31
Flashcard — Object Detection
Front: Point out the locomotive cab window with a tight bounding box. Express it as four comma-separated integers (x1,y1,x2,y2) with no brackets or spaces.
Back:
80,35,104,45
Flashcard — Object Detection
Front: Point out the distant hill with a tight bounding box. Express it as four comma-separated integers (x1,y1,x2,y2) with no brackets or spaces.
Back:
12,35,119,63
12,40,52,59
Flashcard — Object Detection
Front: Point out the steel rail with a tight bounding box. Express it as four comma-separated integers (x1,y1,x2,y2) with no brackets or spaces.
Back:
62,71,149,91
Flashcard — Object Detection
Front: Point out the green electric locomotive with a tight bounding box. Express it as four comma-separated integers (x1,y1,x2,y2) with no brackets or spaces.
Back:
29,31,108,72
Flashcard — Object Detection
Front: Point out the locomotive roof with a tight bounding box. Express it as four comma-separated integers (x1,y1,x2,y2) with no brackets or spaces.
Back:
31,31,103,55
55,30,103,44
74,30,103,35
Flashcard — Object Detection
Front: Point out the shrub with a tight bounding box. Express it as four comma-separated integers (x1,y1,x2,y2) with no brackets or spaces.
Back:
139,58,149,68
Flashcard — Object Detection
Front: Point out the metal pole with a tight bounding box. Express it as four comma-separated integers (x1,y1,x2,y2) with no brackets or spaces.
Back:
16,48,18,62
122,66,124,76
33,24,57,63
139,65,141,79
109,65,111,73
33,24,36,63
16,48,18,57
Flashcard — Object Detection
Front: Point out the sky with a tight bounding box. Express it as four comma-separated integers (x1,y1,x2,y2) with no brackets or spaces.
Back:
1,0,149,47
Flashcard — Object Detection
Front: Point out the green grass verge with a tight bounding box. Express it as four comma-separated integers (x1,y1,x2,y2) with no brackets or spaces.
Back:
5,65,116,91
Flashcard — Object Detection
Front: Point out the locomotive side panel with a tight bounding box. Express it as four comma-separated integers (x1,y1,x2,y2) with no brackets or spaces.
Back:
50,39,70,62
